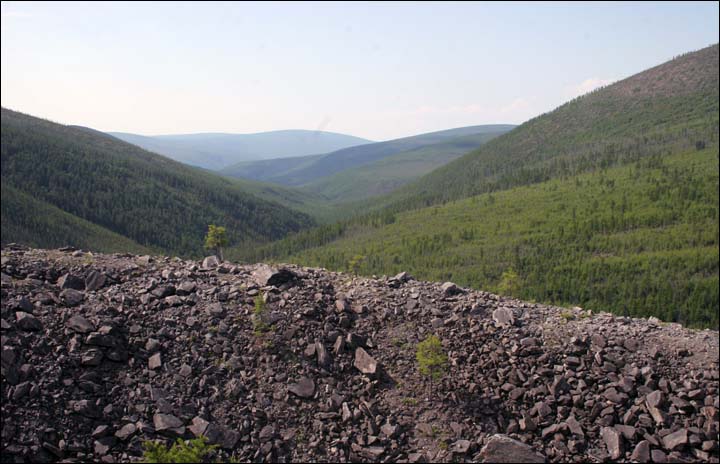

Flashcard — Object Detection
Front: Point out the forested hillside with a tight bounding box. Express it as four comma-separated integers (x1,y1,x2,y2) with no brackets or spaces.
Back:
375,44,718,212
301,130,510,202
1,183,151,255
1,108,314,256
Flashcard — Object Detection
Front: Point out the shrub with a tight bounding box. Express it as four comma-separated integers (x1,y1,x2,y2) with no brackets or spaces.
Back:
204,224,228,262
142,436,217,463
253,295,269,335
416,335,448,380
497,268,519,296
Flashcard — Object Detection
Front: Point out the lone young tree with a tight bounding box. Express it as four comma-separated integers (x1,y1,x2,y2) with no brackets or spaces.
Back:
204,224,228,262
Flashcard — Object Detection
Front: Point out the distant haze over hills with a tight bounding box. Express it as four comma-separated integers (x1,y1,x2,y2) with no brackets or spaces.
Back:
108,130,373,171
222,124,516,187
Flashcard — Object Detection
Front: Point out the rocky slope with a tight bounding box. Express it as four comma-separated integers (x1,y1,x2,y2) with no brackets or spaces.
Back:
1,246,718,463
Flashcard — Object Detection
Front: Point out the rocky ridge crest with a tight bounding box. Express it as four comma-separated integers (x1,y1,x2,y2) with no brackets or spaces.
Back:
1,246,718,463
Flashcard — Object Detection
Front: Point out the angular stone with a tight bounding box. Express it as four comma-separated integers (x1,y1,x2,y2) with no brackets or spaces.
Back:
252,264,297,287
646,390,664,409
60,289,84,306
85,271,106,291
179,364,192,377
354,347,378,375
114,423,136,441
288,377,315,398
148,353,162,370
81,349,104,366
189,416,209,437
631,440,650,463
566,415,584,437
441,282,461,295
601,426,624,460
207,302,224,316
15,312,42,331
202,255,219,269
651,449,667,463
478,434,545,463
451,439,472,454
57,273,85,290
153,414,184,436
71,399,100,418
259,425,275,442
662,428,687,450
315,341,332,370
66,315,95,334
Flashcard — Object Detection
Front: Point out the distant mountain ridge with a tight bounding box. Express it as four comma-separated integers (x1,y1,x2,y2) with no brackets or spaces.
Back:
221,124,516,187
109,129,373,170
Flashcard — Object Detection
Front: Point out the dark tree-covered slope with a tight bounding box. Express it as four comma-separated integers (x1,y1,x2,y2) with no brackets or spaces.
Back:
1,108,314,256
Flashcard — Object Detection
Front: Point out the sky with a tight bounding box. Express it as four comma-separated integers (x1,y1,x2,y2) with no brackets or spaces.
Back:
1,1,718,141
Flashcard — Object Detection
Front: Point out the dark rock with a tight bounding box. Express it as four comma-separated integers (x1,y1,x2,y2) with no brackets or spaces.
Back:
85,271,106,291
662,428,688,450
288,377,315,398
60,289,84,306
631,440,650,463
57,273,85,290
15,312,42,331
66,315,95,334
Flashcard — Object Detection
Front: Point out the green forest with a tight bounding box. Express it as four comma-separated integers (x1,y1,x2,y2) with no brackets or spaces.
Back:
0,108,314,256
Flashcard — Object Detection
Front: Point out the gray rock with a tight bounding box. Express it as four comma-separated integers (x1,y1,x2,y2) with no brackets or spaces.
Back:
57,273,85,290
601,426,624,460
252,264,297,287
202,255,219,269
153,414,185,436
478,434,545,463
354,347,378,375
148,353,162,370
451,439,472,454
114,423,136,441
441,282,461,295
189,416,209,437
259,425,275,442
492,308,515,328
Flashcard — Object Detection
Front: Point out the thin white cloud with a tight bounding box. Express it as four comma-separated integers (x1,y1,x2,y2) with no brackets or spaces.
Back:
565,77,615,99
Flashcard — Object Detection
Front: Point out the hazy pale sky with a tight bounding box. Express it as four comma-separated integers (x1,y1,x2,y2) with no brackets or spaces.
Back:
2,1,718,141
